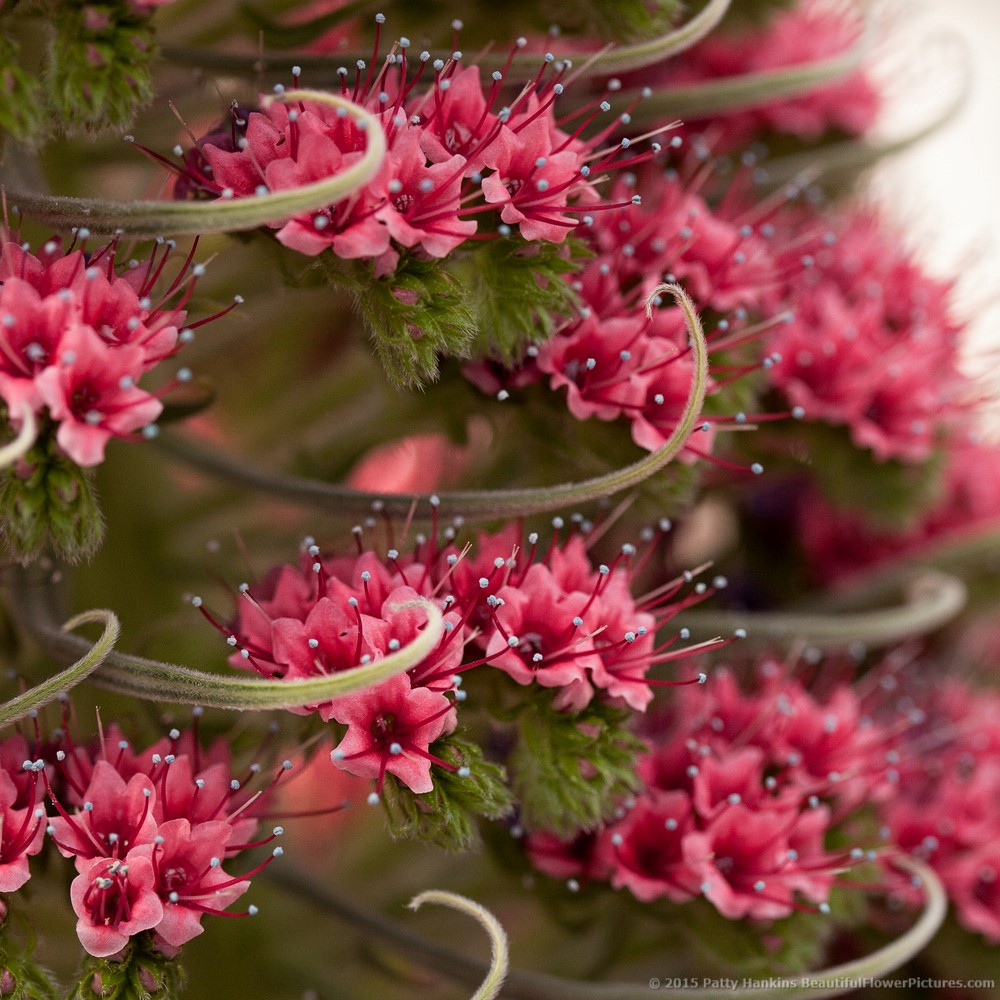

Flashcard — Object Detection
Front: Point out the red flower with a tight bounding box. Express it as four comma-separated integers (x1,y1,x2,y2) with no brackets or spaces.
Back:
0,229,232,467
48,760,158,869
0,770,45,893
607,791,700,903
330,672,456,794
140,819,250,949
71,852,164,958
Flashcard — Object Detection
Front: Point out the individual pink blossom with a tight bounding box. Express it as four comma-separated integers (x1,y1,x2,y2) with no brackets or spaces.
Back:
48,760,158,869
0,770,45,892
480,96,598,242
606,791,700,903
34,323,162,468
329,672,457,793
683,803,834,920
71,851,164,958
484,561,604,711
139,819,250,949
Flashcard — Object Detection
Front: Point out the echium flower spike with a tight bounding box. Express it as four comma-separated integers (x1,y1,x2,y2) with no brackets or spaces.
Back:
0,226,238,563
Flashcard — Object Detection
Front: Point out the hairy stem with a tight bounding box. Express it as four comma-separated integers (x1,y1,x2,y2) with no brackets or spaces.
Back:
0,403,38,470
408,891,509,1000
155,283,708,519
678,570,966,649
0,608,119,728
5,91,386,237
268,856,945,1000
623,7,873,122
160,0,732,82
10,572,443,710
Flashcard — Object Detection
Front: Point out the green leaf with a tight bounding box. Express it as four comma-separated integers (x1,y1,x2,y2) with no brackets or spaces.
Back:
330,255,477,388
510,695,645,838
239,0,370,49
541,0,680,42
0,424,105,565
47,5,156,136
381,735,513,851
459,236,585,365
803,423,946,531
0,34,48,146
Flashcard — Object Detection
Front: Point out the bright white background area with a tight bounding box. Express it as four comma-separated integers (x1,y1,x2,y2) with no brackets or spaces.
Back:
870,0,1000,369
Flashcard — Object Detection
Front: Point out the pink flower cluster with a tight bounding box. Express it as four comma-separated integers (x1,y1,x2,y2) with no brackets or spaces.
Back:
630,0,880,150
527,170,785,457
879,679,1000,942
0,229,231,467
221,519,708,795
765,206,971,463
525,661,896,920
174,37,661,274
0,724,281,959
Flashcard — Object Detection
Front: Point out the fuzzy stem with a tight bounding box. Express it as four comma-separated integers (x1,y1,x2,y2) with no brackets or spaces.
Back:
9,574,443,710
154,283,708,519
759,48,971,185
408,891,508,1000
676,570,966,650
268,857,945,1000
531,0,733,77
4,91,386,237
160,0,732,82
0,608,119,729
621,8,873,121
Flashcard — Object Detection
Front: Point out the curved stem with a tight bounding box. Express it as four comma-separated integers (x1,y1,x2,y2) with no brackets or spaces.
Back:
161,0,732,82
622,7,872,122
758,44,970,184
155,283,708,520
10,573,443,710
408,891,508,1000
4,91,386,237
677,571,966,650
552,0,732,78
268,856,945,1000
821,519,1000,605
0,403,38,470
0,608,119,730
